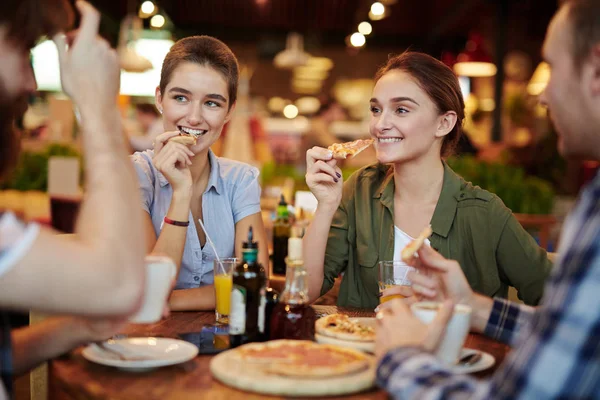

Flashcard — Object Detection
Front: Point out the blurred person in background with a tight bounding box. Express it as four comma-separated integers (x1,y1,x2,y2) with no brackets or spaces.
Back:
132,36,269,311
375,0,600,398
129,103,163,152
303,52,552,309
0,1,150,397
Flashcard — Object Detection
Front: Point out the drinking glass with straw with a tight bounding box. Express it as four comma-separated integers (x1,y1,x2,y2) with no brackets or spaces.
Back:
198,219,236,325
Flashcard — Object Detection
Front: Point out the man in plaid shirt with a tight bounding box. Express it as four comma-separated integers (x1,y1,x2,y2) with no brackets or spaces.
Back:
375,0,600,398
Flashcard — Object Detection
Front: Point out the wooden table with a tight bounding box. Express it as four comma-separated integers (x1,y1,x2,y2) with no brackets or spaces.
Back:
49,306,510,400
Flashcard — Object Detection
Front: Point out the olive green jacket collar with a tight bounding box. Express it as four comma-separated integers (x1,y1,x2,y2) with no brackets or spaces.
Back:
373,162,462,239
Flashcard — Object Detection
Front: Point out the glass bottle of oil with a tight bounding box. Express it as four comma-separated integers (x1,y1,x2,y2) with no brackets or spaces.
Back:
269,237,315,340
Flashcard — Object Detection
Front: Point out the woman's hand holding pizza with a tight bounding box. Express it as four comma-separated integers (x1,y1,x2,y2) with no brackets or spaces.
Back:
153,131,195,193
305,146,343,210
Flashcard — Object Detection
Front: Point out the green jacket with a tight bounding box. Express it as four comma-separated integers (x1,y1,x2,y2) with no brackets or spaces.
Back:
321,162,552,309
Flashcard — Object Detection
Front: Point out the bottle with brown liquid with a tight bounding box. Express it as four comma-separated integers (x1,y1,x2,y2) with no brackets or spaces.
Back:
269,237,316,340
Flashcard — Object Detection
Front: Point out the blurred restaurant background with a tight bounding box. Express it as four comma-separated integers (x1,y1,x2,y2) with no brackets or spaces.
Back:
0,0,593,253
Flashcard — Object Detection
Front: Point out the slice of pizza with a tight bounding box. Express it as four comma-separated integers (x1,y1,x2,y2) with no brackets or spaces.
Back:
315,314,375,342
168,134,197,146
400,225,433,262
328,138,374,159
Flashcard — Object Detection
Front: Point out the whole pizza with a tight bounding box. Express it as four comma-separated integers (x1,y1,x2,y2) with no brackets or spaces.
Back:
315,314,375,342
210,339,376,396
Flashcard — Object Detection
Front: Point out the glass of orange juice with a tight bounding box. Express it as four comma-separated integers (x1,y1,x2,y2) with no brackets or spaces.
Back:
214,258,236,324
378,261,415,304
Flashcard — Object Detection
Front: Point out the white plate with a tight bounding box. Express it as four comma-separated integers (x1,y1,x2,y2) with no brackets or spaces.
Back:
449,348,495,374
82,337,198,371
314,317,376,353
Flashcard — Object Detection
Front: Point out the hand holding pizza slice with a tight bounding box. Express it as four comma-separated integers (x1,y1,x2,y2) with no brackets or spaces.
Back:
168,134,197,146
328,139,374,160
400,225,433,263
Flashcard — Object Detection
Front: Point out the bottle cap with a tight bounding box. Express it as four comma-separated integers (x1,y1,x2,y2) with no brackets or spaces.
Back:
278,194,287,206
243,226,258,250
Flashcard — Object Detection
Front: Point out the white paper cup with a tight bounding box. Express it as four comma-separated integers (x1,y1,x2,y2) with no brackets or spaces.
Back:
411,301,472,365
129,255,176,324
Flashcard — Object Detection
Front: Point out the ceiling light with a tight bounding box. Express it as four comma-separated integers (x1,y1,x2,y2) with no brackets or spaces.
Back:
306,57,334,70
358,22,372,35
453,33,497,77
293,67,329,80
117,15,152,73
141,1,155,15
350,32,366,48
370,2,385,16
274,32,310,69
150,14,165,29
283,104,299,119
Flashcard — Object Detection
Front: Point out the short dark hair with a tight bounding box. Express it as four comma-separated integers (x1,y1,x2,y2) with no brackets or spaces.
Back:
1,0,73,50
374,52,465,158
159,36,239,110
565,0,600,71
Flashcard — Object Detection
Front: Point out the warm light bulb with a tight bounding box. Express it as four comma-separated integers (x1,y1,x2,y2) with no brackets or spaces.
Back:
141,1,155,15
150,14,165,28
358,22,372,35
370,2,385,16
283,104,299,119
350,32,366,48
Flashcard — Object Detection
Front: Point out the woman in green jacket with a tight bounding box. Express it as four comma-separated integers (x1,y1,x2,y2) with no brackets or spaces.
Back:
303,52,552,309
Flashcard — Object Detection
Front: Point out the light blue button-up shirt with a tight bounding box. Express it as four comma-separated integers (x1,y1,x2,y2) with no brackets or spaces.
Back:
132,149,261,289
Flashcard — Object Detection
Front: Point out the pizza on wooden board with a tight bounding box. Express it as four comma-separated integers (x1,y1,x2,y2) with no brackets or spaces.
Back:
400,225,433,262
315,314,375,342
328,138,374,159
233,340,371,378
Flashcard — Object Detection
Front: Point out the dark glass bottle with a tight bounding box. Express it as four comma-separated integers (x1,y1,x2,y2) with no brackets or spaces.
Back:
269,238,316,340
272,195,290,275
261,286,279,341
229,227,267,348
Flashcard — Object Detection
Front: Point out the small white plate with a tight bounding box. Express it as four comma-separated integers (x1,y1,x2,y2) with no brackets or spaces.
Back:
449,348,495,374
314,317,376,353
82,337,198,371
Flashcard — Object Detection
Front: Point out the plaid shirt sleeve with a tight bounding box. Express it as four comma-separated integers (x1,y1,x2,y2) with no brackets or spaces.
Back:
376,298,532,399
377,174,600,400
484,297,534,346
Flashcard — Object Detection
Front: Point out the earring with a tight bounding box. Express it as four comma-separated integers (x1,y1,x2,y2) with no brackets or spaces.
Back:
158,108,163,114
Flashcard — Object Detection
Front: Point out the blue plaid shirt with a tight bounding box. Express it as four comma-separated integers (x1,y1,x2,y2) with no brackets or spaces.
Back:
377,171,600,399
0,312,12,399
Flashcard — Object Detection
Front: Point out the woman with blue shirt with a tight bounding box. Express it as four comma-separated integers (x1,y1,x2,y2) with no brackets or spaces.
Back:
132,36,269,311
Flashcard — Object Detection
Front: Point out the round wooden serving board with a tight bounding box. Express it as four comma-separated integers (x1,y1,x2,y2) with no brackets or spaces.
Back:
210,342,376,397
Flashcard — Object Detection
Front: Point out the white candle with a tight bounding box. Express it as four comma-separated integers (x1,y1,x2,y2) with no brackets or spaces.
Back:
288,237,303,260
